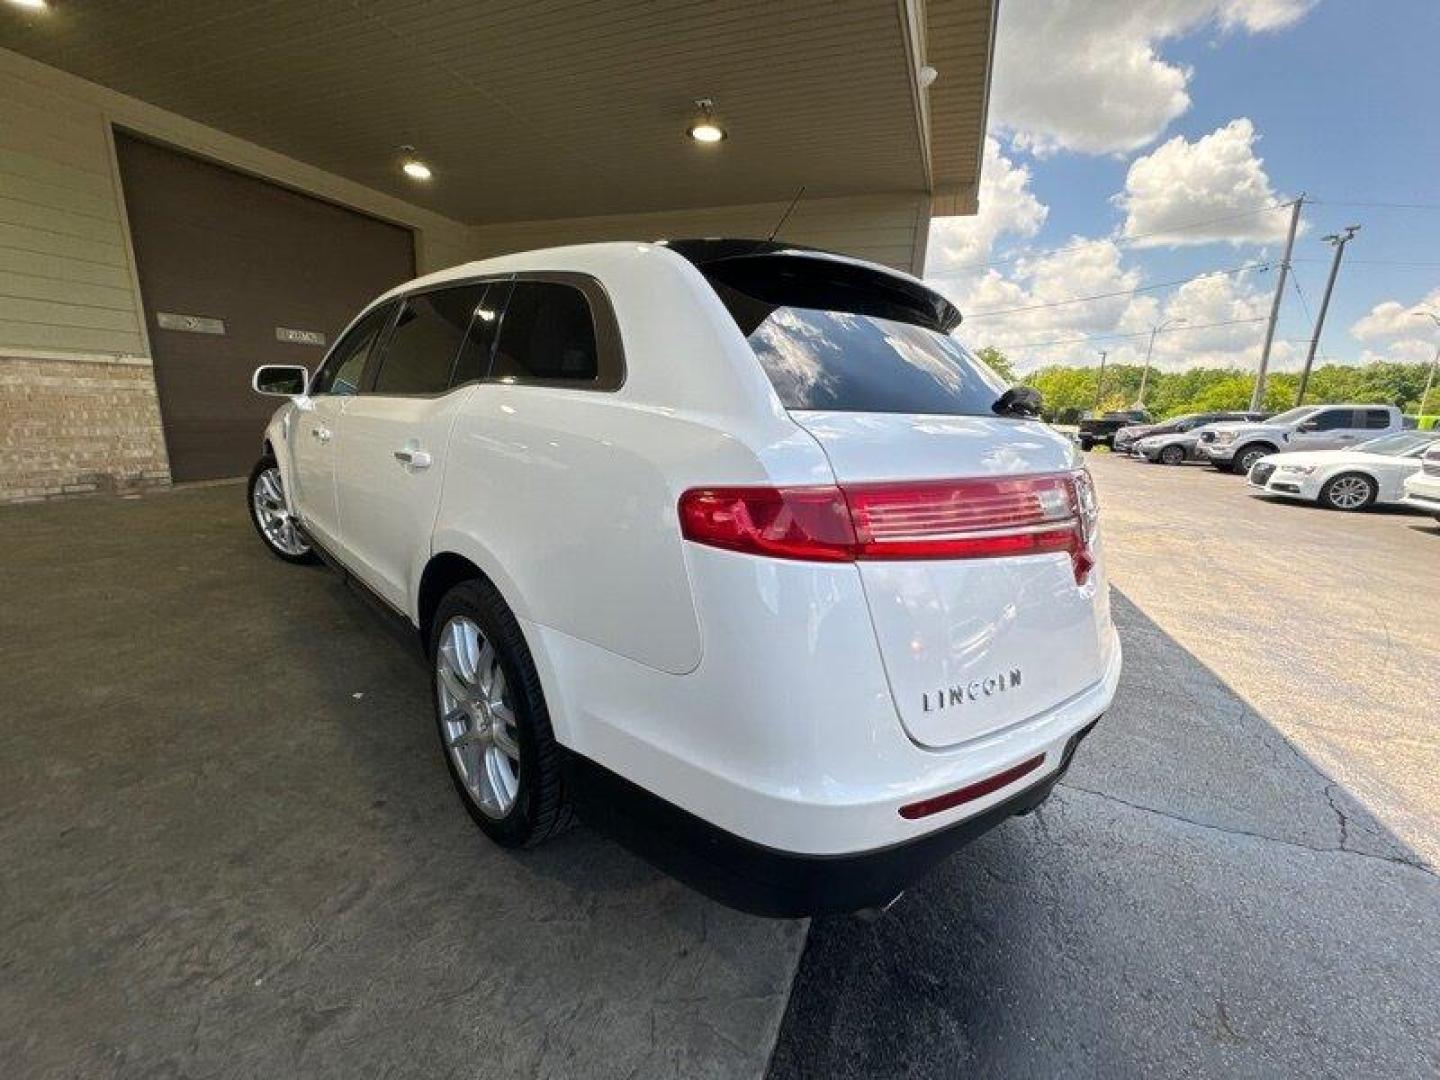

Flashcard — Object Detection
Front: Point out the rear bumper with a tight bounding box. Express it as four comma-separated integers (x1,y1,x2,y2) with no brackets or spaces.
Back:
566,718,1099,917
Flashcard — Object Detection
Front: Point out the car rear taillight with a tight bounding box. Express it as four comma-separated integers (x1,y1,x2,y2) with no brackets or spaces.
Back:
678,472,1097,583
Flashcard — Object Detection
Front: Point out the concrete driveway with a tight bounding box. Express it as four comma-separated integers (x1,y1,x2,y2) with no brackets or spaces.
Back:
3,454,1437,1078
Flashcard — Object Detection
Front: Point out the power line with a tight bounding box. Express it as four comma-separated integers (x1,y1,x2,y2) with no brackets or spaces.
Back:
1309,199,1440,211
1292,257,1440,268
967,316,1267,352
963,262,1269,319
929,201,1294,276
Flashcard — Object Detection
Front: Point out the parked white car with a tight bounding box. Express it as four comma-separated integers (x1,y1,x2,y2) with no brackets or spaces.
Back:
246,240,1120,916
1401,442,1440,521
1197,404,1405,474
1247,431,1440,510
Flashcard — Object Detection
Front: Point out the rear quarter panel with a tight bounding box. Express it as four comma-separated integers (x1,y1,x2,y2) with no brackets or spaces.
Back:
428,245,832,678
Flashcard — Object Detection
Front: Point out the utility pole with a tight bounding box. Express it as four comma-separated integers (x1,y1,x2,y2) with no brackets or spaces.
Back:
1295,225,1360,406
1250,195,1304,412
1093,350,1109,413
1416,311,1440,419
1138,317,1186,408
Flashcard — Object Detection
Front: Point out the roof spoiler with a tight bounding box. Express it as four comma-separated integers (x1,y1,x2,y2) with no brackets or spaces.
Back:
660,238,962,334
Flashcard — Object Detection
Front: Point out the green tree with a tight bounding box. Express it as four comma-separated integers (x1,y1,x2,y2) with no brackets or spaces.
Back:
975,346,1017,383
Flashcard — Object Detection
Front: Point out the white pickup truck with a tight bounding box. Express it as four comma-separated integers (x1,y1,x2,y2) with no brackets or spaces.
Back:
1196,404,1405,475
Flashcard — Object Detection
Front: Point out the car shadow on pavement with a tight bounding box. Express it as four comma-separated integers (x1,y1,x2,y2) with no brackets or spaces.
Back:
767,589,1439,1080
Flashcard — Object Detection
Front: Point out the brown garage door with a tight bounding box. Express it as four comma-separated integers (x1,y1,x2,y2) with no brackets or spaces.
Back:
115,132,415,481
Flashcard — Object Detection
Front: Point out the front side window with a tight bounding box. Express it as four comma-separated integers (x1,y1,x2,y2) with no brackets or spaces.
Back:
491,282,598,382
1268,407,1317,426
372,284,487,395
311,302,393,396
1308,409,1355,431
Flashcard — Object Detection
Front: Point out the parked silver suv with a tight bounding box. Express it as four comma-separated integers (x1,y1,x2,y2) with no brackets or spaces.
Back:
1196,404,1404,474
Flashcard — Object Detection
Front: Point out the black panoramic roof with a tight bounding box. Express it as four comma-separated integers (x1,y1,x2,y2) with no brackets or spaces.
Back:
660,238,962,334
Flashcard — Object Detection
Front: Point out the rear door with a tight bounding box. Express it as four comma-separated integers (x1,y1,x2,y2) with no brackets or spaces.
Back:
701,254,1114,749
333,282,499,612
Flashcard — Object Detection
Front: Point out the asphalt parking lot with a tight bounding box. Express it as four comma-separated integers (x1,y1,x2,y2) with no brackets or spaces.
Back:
2,456,1437,1078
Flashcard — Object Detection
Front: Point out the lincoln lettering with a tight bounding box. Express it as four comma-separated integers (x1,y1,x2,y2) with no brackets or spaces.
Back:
922,668,1023,712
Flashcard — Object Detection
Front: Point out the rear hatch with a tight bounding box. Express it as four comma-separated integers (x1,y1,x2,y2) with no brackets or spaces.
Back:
692,246,1115,748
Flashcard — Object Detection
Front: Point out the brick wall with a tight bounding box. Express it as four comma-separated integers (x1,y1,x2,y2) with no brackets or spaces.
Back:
0,355,171,503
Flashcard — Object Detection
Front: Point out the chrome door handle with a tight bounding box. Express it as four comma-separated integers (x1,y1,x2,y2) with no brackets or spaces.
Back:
394,447,432,469
310,426,331,443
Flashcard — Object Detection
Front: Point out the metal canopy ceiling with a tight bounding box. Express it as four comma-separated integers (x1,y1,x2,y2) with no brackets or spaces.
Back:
0,0,994,224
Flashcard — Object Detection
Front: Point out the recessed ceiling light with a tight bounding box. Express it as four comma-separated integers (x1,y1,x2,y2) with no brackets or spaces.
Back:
8,0,49,9
398,145,432,181
687,98,726,144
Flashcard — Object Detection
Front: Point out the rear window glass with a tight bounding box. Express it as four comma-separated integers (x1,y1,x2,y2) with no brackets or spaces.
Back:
710,279,1006,415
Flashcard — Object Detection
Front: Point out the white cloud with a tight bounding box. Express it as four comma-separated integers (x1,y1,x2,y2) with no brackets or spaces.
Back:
931,237,1280,374
927,138,1047,273
1116,119,1291,246
989,1,1315,156
1350,287,1440,341
1350,288,1440,367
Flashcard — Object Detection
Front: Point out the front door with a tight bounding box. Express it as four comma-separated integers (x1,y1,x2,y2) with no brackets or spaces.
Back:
290,302,395,549
333,283,499,612
1290,407,1358,451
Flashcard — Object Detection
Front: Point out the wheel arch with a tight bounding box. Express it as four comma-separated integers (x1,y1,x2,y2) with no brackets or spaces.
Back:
418,552,490,655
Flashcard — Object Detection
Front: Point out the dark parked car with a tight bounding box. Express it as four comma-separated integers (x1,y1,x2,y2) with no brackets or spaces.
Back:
1114,411,1270,455
1077,410,1150,451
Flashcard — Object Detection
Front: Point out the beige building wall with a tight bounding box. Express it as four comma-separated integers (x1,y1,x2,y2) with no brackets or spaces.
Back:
0,47,470,502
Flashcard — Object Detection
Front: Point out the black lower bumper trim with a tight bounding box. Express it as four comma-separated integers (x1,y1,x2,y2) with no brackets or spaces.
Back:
564,719,1099,918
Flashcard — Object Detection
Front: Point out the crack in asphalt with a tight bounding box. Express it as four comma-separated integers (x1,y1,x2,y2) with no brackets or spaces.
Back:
1056,783,1437,879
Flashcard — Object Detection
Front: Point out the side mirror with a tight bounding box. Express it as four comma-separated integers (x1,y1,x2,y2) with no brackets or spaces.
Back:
1296,420,1318,432
252,364,308,397
993,386,1043,418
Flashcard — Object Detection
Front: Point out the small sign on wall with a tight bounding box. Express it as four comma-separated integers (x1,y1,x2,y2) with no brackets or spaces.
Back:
276,327,327,347
157,311,225,335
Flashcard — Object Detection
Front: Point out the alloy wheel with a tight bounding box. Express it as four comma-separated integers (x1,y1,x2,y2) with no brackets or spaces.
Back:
1326,475,1373,510
437,616,522,818
251,466,310,556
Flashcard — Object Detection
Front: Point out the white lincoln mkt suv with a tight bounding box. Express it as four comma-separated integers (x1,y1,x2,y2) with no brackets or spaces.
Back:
247,240,1120,916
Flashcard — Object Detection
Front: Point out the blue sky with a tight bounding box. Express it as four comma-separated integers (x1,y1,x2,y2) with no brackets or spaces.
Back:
927,0,1440,374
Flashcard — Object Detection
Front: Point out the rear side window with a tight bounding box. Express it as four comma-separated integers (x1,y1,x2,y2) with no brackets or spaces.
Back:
491,282,598,382
311,302,393,396
373,284,486,395
706,268,1005,415
1362,409,1391,429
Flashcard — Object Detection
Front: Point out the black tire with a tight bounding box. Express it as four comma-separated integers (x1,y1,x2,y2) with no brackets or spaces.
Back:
247,455,317,564
1232,443,1275,475
1079,438,1094,451
430,578,573,848
1319,472,1378,512
1159,444,1186,466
